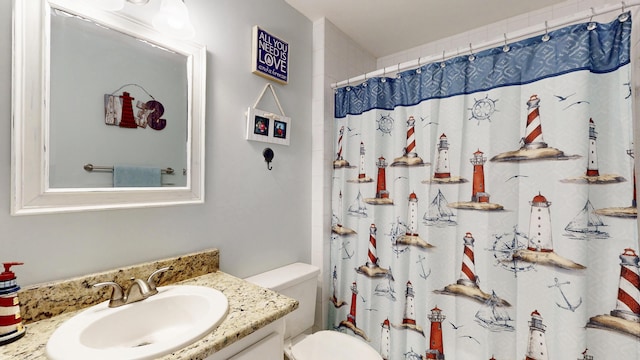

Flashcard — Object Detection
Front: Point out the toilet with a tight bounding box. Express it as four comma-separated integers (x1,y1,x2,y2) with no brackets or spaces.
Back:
245,263,382,360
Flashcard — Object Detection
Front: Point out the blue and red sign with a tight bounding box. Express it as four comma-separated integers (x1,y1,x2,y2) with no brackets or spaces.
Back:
252,26,289,84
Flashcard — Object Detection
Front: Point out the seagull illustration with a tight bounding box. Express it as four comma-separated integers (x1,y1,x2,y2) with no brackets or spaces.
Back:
506,174,528,181
420,116,438,127
553,93,575,101
449,321,463,330
563,100,590,110
459,335,480,344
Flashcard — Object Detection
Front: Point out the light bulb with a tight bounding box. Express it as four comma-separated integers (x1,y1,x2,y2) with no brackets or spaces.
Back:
152,0,195,39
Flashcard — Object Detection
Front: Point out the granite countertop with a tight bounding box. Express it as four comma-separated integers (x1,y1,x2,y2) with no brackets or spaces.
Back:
0,271,298,360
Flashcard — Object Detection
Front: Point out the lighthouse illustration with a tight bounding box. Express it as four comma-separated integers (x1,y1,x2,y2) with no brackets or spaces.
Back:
587,119,599,176
338,281,369,340
397,192,434,248
523,95,547,149
364,156,393,205
380,319,390,360
458,232,478,287
527,193,553,252
118,92,138,128
426,306,446,359
471,149,489,203
513,193,585,270
524,310,549,360
425,133,466,184
330,266,347,308
435,233,510,305
391,116,427,166
587,248,640,338
561,118,625,184
348,142,373,183
491,95,578,162
333,126,351,168
449,150,503,210
434,134,451,178
394,281,424,335
356,224,391,277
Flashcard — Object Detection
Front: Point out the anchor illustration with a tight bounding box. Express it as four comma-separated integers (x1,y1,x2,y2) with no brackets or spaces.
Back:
548,277,582,312
341,240,354,259
416,255,432,279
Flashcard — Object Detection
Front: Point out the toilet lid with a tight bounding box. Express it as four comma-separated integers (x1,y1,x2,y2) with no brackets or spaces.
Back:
291,330,382,360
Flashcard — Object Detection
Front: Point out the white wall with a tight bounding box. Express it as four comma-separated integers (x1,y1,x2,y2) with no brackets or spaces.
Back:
311,18,377,329
377,0,618,69
1,0,312,286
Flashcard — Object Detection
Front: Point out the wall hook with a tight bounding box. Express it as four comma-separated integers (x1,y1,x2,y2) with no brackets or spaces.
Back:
263,148,274,170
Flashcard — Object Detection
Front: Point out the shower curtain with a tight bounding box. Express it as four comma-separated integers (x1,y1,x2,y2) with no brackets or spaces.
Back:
330,13,639,360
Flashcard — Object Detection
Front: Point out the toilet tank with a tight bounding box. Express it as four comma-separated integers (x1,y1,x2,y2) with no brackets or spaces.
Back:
245,263,320,339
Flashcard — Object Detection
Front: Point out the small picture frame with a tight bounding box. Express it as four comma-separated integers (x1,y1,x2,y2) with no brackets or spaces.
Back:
246,107,291,146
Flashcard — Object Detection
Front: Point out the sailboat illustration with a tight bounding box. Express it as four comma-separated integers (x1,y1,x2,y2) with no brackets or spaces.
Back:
374,269,397,301
348,191,368,217
423,189,457,226
388,218,410,256
475,291,515,332
564,200,608,239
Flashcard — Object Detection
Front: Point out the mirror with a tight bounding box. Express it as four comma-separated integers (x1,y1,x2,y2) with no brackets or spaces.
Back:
12,0,206,215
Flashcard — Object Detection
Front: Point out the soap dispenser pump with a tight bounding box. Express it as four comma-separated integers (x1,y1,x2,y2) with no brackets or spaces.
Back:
0,262,26,346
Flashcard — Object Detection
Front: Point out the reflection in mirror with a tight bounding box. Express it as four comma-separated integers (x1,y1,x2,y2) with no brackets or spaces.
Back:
11,0,206,215
49,9,188,188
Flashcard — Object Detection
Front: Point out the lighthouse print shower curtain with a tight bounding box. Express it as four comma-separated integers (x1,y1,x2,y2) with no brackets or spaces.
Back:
330,14,639,360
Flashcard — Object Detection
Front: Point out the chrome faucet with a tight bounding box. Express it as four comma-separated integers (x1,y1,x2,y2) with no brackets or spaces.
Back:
93,266,171,308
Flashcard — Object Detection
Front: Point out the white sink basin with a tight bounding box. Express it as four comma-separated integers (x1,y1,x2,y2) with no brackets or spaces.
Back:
46,285,229,360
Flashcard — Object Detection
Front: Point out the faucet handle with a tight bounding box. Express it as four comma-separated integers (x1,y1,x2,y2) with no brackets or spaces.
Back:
147,266,171,291
93,282,125,307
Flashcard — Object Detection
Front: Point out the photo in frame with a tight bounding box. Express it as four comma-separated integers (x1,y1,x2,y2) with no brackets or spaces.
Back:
245,107,291,145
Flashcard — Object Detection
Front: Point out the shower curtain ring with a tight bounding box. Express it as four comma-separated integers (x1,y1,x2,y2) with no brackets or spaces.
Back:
619,1,629,21
587,7,597,30
542,21,551,42
468,43,476,61
440,50,446,68
502,33,510,52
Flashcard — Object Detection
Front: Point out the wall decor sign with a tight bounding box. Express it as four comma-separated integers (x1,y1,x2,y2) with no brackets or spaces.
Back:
245,83,290,146
251,26,289,85
104,83,167,130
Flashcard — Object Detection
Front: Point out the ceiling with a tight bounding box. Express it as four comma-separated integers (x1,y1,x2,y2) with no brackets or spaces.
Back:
284,0,568,58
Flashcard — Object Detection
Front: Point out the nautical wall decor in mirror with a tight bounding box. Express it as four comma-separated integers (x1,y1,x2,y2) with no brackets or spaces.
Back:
11,0,206,215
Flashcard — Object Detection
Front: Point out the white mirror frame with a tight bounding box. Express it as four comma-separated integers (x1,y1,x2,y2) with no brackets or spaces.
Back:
11,0,206,215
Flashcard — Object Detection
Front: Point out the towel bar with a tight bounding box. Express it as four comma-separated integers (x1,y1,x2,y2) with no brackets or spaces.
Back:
83,164,174,174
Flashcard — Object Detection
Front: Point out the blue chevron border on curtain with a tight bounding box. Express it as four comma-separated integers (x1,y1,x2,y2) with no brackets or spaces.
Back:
330,13,638,360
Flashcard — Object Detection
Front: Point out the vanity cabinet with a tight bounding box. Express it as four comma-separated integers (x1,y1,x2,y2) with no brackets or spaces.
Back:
205,319,284,360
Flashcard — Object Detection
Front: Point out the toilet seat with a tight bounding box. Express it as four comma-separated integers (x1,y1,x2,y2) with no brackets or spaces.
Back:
290,330,382,360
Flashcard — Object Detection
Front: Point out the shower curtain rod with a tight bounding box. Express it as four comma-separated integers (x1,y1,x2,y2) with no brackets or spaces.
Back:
331,1,640,89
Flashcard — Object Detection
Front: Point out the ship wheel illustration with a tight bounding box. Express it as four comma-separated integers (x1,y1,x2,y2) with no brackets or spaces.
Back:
377,113,394,135
468,94,498,124
488,226,535,276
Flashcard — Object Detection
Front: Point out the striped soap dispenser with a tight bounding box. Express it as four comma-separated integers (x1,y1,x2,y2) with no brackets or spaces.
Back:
0,262,26,345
